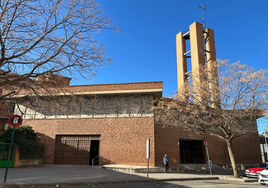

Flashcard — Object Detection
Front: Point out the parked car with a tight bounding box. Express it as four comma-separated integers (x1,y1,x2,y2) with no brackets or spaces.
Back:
258,167,268,185
245,163,268,178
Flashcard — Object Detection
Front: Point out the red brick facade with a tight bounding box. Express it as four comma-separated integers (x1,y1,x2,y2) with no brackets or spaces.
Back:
203,133,261,164
155,123,262,165
23,115,260,166
23,117,155,166
0,80,263,166
3,81,163,96
155,124,203,165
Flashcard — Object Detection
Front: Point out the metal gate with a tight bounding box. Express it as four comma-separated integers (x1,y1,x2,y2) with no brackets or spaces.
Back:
54,135,100,165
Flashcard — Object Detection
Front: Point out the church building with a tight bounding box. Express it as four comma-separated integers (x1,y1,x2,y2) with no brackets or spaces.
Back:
0,22,262,166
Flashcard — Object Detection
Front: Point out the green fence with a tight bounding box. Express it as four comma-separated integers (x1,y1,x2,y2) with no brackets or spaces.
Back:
0,142,17,168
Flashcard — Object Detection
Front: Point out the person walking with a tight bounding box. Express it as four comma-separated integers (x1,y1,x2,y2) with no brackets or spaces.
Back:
163,154,169,173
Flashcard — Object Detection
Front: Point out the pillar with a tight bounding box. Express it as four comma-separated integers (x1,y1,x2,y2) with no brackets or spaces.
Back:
176,31,188,99
205,28,220,108
189,22,207,105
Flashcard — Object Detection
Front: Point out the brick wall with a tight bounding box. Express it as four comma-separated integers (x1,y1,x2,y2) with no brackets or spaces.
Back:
66,81,163,93
4,81,163,96
230,132,261,163
23,117,155,166
155,123,262,165
155,124,203,165
204,132,261,164
204,119,261,164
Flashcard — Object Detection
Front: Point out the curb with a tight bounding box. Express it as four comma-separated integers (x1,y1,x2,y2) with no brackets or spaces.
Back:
218,176,258,182
0,177,219,188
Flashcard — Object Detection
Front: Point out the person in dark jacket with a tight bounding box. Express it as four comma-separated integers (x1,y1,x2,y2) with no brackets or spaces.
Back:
163,154,169,173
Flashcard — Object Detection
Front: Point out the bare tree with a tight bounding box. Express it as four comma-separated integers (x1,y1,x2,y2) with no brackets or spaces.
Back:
0,0,117,103
154,60,268,178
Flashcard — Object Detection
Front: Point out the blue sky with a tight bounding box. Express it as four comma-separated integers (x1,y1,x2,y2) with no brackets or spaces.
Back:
71,0,268,132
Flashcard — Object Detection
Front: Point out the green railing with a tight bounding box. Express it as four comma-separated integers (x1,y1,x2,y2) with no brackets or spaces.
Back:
0,142,17,168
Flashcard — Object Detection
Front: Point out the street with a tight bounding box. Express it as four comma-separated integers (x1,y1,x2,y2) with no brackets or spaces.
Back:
0,165,257,188
49,179,263,188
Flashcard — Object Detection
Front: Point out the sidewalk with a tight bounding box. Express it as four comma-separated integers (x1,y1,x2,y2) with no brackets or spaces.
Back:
0,165,256,188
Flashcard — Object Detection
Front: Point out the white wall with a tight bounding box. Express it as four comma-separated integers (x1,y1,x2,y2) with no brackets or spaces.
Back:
15,94,154,119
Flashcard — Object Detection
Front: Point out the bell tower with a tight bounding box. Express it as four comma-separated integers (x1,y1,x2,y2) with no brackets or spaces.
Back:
176,22,220,108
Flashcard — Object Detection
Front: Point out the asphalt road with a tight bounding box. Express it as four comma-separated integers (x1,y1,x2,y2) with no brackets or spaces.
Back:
42,179,263,188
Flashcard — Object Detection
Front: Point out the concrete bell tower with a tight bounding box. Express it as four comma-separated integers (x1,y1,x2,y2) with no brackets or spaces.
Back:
176,22,220,108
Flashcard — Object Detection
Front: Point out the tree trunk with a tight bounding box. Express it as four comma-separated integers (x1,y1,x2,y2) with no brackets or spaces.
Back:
226,139,240,178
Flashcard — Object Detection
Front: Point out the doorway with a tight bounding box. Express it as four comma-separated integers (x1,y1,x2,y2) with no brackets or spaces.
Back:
89,140,100,165
54,135,100,165
180,139,204,164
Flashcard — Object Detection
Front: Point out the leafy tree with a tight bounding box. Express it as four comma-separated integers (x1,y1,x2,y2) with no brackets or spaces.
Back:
154,60,268,178
0,125,41,153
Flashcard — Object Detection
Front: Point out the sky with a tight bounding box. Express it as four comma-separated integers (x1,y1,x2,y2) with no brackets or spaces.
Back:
71,0,268,133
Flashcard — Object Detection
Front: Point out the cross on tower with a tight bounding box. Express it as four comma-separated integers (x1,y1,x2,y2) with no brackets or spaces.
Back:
198,2,207,29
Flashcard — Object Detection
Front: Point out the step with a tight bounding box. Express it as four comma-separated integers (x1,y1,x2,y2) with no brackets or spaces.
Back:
102,164,185,173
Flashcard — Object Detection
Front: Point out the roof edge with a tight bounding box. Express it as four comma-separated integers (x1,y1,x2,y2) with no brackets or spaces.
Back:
69,81,163,87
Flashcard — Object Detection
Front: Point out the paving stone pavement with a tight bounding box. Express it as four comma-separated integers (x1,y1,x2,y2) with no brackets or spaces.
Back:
0,165,254,188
